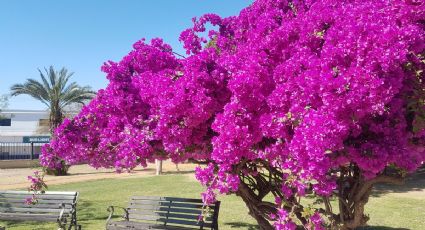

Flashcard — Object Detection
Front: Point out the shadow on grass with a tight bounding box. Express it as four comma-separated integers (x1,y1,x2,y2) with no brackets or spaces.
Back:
224,222,259,229
356,226,410,230
70,168,153,176
0,220,56,230
371,165,425,197
77,200,111,222
161,170,195,175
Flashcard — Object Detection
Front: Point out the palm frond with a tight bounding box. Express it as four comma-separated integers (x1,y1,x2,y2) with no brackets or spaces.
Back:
10,82,50,107
38,68,52,93
60,85,96,108
11,66,96,112
48,66,56,89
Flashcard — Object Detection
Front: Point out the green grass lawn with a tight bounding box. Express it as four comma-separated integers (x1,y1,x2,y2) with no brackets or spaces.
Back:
1,172,424,230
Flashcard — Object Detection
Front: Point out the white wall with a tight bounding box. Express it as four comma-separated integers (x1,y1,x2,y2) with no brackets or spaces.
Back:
0,110,50,138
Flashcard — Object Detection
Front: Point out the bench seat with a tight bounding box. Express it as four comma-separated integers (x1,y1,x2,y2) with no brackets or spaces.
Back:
106,196,220,230
0,190,79,230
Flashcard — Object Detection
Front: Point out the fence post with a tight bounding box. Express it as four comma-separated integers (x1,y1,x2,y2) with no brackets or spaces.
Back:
31,142,34,160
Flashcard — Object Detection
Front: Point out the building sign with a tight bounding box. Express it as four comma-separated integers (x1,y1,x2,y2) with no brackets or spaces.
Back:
23,136,51,143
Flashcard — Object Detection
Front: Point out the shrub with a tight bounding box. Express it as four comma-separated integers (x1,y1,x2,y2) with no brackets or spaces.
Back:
40,0,424,229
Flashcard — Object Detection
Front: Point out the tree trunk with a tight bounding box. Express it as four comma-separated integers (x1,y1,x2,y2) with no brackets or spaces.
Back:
236,181,275,230
341,188,370,229
156,159,163,175
44,161,69,176
339,174,404,229
49,106,63,134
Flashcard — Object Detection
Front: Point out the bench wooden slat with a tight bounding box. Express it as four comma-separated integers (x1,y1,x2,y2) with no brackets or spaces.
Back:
0,194,76,200
129,202,204,209
0,213,65,222
0,207,72,214
127,216,213,228
127,210,209,220
129,207,204,215
127,211,213,223
0,191,77,195
0,203,74,209
108,220,159,228
108,220,201,230
0,198,75,204
131,197,203,203
162,218,212,228
127,213,212,222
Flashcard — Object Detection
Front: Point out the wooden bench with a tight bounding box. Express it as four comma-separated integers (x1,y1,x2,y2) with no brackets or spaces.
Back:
0,190,80,230
106,196,220,230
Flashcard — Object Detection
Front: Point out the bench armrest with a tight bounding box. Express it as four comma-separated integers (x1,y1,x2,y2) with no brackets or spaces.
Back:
57,203,67,228
106,206,129,223
58,203,66,219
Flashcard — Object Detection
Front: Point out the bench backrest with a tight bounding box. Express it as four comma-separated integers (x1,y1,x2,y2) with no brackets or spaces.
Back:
128,196,220,230
0,191,78,216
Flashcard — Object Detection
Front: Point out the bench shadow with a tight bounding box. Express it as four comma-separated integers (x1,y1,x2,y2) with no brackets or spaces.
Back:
356,226,410,230
77,200,110,222
371,165,425,197
0,220,54,230
161,170,195,175
224,222,259,230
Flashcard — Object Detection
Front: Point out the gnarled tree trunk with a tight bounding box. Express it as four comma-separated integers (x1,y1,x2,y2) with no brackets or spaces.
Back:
337,167,404,229
237,180,275,230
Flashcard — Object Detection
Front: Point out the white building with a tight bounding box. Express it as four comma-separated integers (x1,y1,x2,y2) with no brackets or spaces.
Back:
0,109,50,143
0,110,51,159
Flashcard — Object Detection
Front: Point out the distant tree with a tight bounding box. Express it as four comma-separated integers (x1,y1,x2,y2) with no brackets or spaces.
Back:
10,66,96,133
63,102,85,119
0,95,8,119
0,95,8,111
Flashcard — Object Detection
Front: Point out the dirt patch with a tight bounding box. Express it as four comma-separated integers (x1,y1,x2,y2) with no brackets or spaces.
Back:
0,161,197,190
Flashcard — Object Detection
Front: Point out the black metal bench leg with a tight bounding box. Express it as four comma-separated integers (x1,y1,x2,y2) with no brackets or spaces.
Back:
66,211,79,230
70,211,80,230
58,219,66,230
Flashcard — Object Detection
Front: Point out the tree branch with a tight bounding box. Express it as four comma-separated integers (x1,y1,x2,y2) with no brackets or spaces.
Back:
354,175,404,201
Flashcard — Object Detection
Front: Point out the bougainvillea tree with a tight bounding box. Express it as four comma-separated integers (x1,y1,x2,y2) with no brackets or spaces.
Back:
40,0,424,229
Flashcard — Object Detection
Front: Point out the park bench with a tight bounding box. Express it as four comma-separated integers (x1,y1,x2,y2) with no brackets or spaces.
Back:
0,190,80,230
106,196,220,230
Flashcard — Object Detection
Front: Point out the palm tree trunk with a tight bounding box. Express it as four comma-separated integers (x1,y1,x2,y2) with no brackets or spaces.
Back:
49,103,63,134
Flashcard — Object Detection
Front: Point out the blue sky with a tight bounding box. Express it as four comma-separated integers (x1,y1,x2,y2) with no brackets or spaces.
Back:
0,0,251,110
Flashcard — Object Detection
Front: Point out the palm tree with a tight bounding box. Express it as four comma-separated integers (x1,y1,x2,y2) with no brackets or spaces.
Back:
10,66,96,133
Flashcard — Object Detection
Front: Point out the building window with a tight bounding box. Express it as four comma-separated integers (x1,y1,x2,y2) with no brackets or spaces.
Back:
0,118,11,126
39,119,50,127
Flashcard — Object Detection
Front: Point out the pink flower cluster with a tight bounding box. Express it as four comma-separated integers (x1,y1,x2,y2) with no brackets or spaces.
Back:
26,171,47,205
41,0,424,228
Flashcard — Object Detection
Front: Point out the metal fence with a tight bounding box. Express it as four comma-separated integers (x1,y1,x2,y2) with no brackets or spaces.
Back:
0,142,45,160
